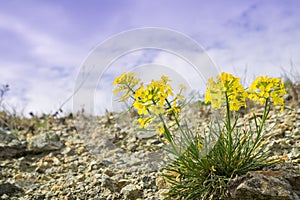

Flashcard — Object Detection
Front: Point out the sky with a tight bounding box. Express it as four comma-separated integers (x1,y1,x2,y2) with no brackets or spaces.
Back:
0,0,300,116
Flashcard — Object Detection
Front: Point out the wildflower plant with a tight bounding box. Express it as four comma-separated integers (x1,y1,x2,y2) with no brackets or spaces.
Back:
113,72,186,143
113,71,286,199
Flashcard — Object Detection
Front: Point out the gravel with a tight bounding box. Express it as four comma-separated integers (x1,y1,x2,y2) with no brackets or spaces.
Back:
0,102,299,199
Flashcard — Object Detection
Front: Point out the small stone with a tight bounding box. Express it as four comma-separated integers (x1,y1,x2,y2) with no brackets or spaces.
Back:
1,194,9,199
236,121,244,127
103,169,114,176
88,160,99,171
121,184,140,199
285,130,292,136
136,131,156,140
146,139,161,146
115,179,130,189
52,157,61,165
35,161,49,173
295,128,300,135
61,147,72,155
65,141,72,147
127,136,137,143
279,139,291,149
76,174,85,182
100,174,114,191
287,148,300,159
13,173,22,179
38,174,51,181
158,189,169,200
25,189,33,195
51,185,63,191
76,146,85,155
101,188,112,197
94,173,102,179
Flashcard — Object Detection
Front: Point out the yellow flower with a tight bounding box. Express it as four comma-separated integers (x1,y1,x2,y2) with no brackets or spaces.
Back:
137,117,152,128
149,105,165,115
210,166,216,172
197,141,202,150
205,72,247,111
248,75,286,112
113,72,141,102
133,101,147,115
175,93,185,101
114,74,184,131
155,123,166,135
113,72,126,85
132,75,179,117
161,75,172,83
167,101,181,115
179,84,186,90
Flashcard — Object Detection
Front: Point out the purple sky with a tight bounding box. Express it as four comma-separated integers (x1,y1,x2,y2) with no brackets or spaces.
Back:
0,0,300,115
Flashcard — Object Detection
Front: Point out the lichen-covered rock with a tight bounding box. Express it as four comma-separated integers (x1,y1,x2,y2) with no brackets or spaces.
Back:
0,183,23,196
27,132,63,152
121,184,140,199
0,129,26,159
227,170,300,200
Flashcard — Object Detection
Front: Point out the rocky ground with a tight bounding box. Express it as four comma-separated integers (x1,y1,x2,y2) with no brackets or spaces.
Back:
0,96,300,199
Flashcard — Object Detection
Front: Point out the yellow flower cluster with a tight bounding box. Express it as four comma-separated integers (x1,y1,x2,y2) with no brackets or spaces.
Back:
205,72,286,113
133,77,174,115
133,76,181,129
113,73,184,132
248,75,286,112
137,117,152,128
113,72,141,101
205,72,247,111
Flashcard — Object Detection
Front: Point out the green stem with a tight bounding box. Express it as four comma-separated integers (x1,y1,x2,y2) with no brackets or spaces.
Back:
258,98,269,136
225,92,233,167
158,114,172,143
149,98,175,143
165,99,185,135
225,92,232,134
246,97,270,160
252,98,270,152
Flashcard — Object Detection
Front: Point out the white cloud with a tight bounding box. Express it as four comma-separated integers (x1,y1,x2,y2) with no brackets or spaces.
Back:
0,13,86,67
197,1,300,83
0,8,88,115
